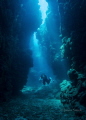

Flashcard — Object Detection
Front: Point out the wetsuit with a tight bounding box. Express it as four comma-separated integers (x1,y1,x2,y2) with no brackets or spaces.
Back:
41,74,51,85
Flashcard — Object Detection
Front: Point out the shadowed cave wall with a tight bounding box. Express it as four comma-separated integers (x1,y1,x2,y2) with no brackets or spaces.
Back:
0,0,41,101
45,0,86,111
45,0,86,83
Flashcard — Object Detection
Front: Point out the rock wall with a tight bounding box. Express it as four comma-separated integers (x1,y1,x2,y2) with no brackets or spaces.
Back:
58,0,86,73
46,0,86,116
0,0,41,101
45,0,86,82
58,0,86,115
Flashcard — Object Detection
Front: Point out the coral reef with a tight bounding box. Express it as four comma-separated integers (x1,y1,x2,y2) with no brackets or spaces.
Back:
44,0,86,118
60,79,86,119
58,0,86,117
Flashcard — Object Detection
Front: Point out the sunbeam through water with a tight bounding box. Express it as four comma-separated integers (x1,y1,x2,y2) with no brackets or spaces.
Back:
38,0,48,24
26,0,56,87
27,31,55,87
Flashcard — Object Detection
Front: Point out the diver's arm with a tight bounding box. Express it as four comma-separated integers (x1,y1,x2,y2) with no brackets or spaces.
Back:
39,77,42,81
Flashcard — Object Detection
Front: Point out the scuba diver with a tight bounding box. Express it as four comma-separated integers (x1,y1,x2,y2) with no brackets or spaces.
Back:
39,74,52,85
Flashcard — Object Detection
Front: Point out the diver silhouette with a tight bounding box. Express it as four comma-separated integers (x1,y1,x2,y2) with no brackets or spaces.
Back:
39,74,51,85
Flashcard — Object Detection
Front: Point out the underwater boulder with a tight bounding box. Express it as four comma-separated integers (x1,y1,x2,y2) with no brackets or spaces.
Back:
67,69,78,85
60,79,72,92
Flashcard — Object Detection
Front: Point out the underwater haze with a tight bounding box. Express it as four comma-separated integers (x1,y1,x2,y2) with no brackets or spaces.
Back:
0,0,86,120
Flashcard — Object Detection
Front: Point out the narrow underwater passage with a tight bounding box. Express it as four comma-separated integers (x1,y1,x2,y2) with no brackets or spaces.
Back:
26,0,56,87
27,31,55,87
26,0,69,87
1,0,86,119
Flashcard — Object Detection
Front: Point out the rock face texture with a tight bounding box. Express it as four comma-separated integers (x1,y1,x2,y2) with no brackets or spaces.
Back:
57,0,86,112
0,0,41,101
45,0,86,117
60,79,86,118
58,0,86,74
45,0,86,78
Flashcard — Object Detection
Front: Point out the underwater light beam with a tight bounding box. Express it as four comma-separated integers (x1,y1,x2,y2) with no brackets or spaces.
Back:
33,32,38,46
38,0,48,24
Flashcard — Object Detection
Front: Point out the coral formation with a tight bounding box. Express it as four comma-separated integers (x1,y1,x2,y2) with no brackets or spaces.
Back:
60,79,86,119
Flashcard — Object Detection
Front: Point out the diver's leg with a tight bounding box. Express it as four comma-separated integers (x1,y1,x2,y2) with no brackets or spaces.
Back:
43,80,46,85
47,79,51,84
